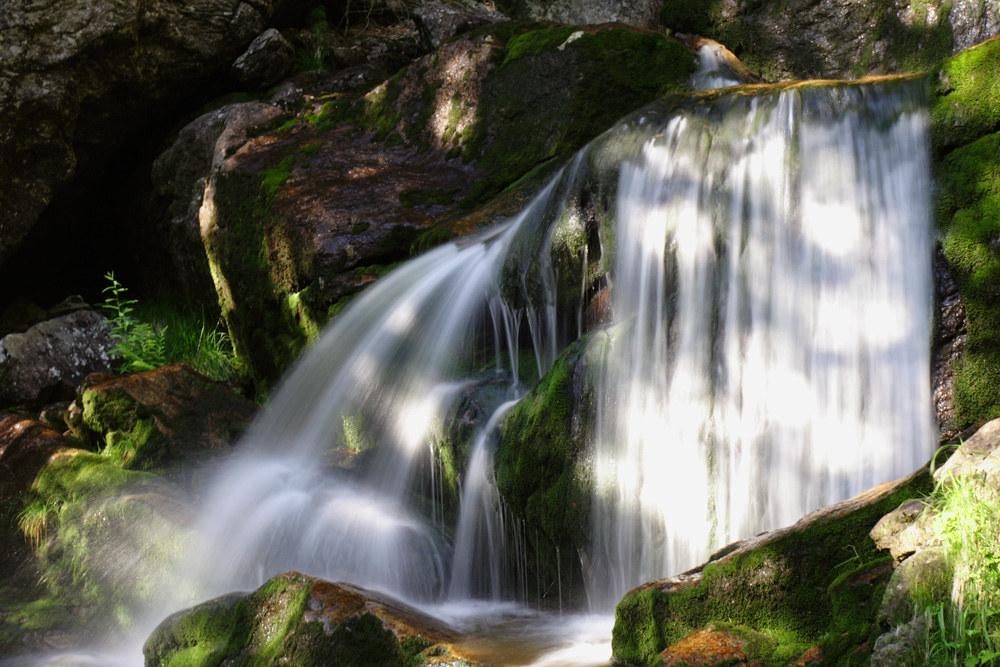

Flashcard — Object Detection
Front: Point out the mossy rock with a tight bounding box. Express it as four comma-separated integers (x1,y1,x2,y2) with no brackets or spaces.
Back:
930,35,1000,156
3,449,191,648
658,0,963,81
611,468,934,666
495,332,606,606
80,364,257,472
932,40,1000,428
355,23,697,210
144,572,455,667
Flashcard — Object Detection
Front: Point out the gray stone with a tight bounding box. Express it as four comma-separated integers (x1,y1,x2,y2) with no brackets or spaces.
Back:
870,499,940,561
934,417,1000,487
413,0,507,50
231,28,295,88
0,309,115,406
870,612,931,667
510,0,660,30
879,547,952,625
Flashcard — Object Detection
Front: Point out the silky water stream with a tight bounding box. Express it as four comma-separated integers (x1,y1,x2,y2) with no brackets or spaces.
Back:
11,66,936,667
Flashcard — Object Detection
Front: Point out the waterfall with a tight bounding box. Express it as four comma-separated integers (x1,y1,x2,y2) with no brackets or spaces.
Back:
185,76,934,617
585,81,933,606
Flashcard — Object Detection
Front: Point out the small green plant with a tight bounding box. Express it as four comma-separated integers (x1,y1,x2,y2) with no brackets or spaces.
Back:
100,272,244,383
17,495,64,552
101,272,168,373
924,474,1000,666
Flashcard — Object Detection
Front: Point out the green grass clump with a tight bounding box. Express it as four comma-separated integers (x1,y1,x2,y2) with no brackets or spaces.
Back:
924,475,1000,666
101,272,244,384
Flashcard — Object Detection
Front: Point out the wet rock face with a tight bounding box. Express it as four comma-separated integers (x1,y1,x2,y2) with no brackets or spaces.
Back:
932,247,966,440
0,309,115,407
0,0,296,267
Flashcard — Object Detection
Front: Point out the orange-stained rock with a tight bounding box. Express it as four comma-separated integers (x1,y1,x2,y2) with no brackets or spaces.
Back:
793,646,824,665
304,578,458,644
660,625,748,666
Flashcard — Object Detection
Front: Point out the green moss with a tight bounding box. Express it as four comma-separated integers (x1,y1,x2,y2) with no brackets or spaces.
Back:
496,334,601,604
398,188,455,208
612,471,933,666
145,573,427,667
261,156,296,201
931,36,1000,155
410,226,457,255
461,27,696,208
204,168,317,393
298,142,323,155
10,452,188,642
937,131,1000,426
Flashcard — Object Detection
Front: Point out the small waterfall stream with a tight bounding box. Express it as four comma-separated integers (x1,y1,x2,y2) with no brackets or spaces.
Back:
11,55,937,667
183,74,933,663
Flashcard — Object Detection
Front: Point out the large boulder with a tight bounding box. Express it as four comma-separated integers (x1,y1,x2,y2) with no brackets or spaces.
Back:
659,0,999,81
497,0,661,30
0,0,298,268
143,572,469,667
168,22,697,390
610,467,933,666
0,309,115,407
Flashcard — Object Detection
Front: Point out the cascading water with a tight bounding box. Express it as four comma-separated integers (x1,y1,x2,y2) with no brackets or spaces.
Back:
183,75,933,651
18,62,936,667
585,80,933,607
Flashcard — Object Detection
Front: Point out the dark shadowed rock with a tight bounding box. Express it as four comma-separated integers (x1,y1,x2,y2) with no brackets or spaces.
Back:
412,0,507,50
662,0,999,81
0,0,297,267
151,102,288,306
499,0,660,30
0,309,115,407
231,28,295,88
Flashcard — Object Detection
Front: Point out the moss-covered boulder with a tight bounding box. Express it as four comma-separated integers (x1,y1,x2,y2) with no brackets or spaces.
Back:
932,36,1000,429
143,572,462,667
356,22,697,207
495,332,605,607
2,449,192,652
658,0,996,81
79,364,257,472
610,467,933,666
